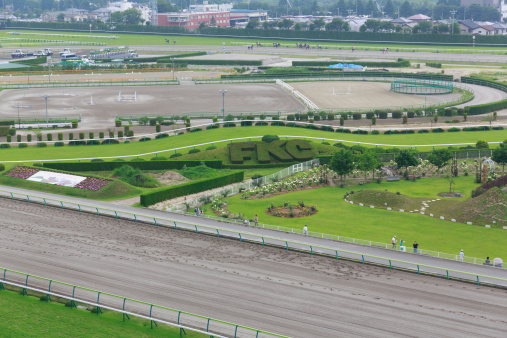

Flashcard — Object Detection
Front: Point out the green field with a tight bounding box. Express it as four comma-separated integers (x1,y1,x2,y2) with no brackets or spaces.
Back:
2,29,507,54
1,126,506,162
220,176,507,259
0,288,203,337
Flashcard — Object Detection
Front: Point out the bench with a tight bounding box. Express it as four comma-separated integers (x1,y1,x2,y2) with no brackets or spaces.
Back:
483,262,493,266
387,176,400,182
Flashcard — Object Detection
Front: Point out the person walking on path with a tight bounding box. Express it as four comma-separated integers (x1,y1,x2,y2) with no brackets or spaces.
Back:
459,249,464,262
391,236,397,249
254,215,259,227
303,224,308,236
413,241,419,253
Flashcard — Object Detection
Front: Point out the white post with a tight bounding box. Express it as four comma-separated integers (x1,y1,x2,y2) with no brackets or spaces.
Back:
119,91,121,101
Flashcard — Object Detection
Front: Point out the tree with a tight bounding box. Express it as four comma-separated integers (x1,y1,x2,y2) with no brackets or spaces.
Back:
277,18,294,29
476,140,489,149
428,149,453,170
481,6,501,21
245,18,259,29
325,18,349,31
57,13,65,22
311,0,320,14
414,21,432,34
111,8,142,25
384,0,395,18
313,18,325,30
139,117,149,126
357,151,379,179
399,0,414,17
158,0,176,13
492,146,507,172
263,21,269,29
294,22,302,30
365,0,379,17
210,15,216,27
395,150,418,170
468,4,482,21
330,149,355,183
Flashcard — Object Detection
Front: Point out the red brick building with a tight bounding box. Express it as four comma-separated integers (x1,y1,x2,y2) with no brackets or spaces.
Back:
158,11,230,30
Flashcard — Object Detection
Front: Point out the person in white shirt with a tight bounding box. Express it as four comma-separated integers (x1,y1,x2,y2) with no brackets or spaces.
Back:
303,224,308,236
392,236,397,249
459,249,464,262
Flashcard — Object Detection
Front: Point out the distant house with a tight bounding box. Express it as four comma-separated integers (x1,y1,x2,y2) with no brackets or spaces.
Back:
492,22,507,35
480,24,495,35
391,17,412,26
458,20,488,34
348,18,367,31
407,14,431,23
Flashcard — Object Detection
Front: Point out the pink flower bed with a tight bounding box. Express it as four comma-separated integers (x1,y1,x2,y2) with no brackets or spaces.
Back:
75,177,111,191
6,167,40,179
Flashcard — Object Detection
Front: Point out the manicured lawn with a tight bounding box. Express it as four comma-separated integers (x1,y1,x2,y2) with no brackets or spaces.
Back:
221,176,507,258
0,288,203,337
2,29,507,54
1,126,505,162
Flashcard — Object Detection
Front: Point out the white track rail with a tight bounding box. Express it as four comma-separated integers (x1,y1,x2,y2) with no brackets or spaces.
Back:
276,79,319,110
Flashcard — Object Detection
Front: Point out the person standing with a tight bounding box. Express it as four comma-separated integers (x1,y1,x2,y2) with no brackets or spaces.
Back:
459,249,464,262
303,224,308,236
413,241,419,253
254,214,259,227
392,236,397,249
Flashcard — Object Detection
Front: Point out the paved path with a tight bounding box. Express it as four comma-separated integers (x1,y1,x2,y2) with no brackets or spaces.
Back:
1,185,505,285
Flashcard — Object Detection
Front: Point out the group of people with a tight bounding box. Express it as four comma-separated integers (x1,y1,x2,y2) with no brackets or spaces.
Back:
194,207,203,216
165,39,176,44
243,215,259,227
296,43,310,49
391,236,419,253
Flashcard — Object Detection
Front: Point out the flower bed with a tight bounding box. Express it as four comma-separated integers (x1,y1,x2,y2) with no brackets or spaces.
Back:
74,177,111,191
5,166,111,191
266,201,318,218
5,167,40,179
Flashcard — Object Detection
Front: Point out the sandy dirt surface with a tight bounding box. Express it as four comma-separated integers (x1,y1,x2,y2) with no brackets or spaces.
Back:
0,198,506,337
291,81,459,110
0,83,305,129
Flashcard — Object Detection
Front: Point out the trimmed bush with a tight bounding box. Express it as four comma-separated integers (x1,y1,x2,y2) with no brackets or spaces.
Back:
155,133,169,139
230,142,254,164
58,133,63,141
285,139,313,161
87,140,100,145
262,135,280,143
188,148,201,154
140,171,244,206
156,124,161,133
18,143,28,148
336,128,351,133
139,137,151,142
79,132,85,140
47,133,53,141
0,164,5,171
118,130,124,138
55,142,64,147
223,123,236,128
68,133,73,141
99,132,104,139
151,156,167,161
89,132,94,139
170,153,183,158
270,121,286,126
366,112,375,119
6,135,11,142
0,144,11,148
378,111,388,119
392,111,402,119
8,128,16,136
101,139,120,145
17,135,21,142
432,128,445,133
447,127,461,132
27,134,32,142
43,160,222,172
407,111,415,118
352,113,362,120
71,120,78,129
38,142,47,147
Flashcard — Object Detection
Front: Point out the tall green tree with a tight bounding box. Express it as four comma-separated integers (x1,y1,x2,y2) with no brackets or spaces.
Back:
492,145,507,172
331,149,356,183
384,0,395,18
357,151,379,179
395,150,418,170
399,0,414,17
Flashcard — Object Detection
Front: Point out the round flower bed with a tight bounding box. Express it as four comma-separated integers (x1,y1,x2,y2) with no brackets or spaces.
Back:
266,201,318,218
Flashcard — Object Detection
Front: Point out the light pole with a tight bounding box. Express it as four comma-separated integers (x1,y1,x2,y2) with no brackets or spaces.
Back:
171,57,175,81
48,57,51,84
219,90,227,121
450,10,456,34
42,94,50,128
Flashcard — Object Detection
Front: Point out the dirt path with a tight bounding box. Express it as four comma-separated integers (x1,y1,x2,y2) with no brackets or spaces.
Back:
0,198,506,337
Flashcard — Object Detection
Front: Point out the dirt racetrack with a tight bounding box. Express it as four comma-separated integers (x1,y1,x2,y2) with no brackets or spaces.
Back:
291,81,460,110
1,199,506,337
0,83,305,128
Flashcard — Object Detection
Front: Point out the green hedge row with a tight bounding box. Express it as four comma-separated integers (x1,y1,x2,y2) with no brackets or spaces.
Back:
183,59,262,66
43,160,223,171
292,59,410,68
230,142,254,164
223,162,299,169
140,171,244,206
0,120,14,126
11,56,47,65
0,127,9,137
461,77,507,115
0,65,43,72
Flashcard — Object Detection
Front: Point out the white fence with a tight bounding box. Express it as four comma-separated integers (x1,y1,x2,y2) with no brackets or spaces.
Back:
166,159,320,212
276,79,319,110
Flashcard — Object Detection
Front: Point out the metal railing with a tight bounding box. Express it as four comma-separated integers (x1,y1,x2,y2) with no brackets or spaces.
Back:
0,188,505,289
0,78,179,89
0,270,283,338
276,79,319,110
167,159,319,211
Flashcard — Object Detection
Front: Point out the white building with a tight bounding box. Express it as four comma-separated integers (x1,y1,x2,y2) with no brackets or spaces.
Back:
189,1,233,13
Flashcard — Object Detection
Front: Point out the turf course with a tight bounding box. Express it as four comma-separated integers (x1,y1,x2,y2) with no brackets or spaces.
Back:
2,29,507,54
0,288,203,337
1,126,506,162
221,177,507,259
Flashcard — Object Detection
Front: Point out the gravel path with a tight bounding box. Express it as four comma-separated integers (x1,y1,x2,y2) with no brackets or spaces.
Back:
1,198,506,337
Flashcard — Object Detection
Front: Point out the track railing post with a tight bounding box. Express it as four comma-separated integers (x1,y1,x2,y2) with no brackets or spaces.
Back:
122,298,130,322
417,265,420,275
174,221,177,229
134,214,137,222
195,225,198,233
149,304,158,329
60,201,64,209
446,270,449,280
310,246,313,255
477,276,480,286
153,218,157,226
27,195,30,203
43,198,46,206
362,255,365,264
96,208,99,216
336,251,339,260
96,292,103,315
286,242,288,251
10,193,13,200
22,275,29,296
389,260,392,270
262,237,265,246
216,230,220,238
46,280,52,302
70,286,77,309
115,211,118,219
239,233,242,242
78,205,81,212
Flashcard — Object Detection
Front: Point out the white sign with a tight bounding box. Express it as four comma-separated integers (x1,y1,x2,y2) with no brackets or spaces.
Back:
27,170,86,187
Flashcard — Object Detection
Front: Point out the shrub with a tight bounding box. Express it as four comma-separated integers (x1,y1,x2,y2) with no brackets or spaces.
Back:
402,115,408,124
47,133,53,141
58,133,63,141
118,130,124,138
447,127,461,132
407,111,415,118
109,131,114,138
8,128,16,136
0,144,10,148
27,134,32,142
139,137,151,142
155,133,169,139
156,124,161,133
89,132,94,139
432,128,445,133
327,113,335,120
6,135,11,142
170,153,182,158
79,132,85,140
262,135,280,143
86,140,100,145
0,164,4,171
68,133,73,140
16,135,21,142
149,118,157,126
392,111,402,119
371,116,376,125
378,111,388,119
115,120,122,127
340,116,344,126
38,142,47,147
91,158,104,162
99,132,104,139
126,130,134,137
314,115,320,121
113,164,159,188
55,142,64,147
188,148,201,154
18,143,28,148
476,140,489,149
101,139,120,145
71,120,78,128
352,112,362,120
340,113,348,121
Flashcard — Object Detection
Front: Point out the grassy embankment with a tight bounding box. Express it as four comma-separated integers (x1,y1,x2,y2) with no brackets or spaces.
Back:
221,176,507,258
1,126,505,162
0,287,204,337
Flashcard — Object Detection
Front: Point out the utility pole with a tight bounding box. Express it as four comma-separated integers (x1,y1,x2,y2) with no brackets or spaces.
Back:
450,10,456,34
42,95,50,128
171,57,175,80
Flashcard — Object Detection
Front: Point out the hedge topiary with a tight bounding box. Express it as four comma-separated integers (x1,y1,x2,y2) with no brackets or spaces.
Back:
0,164,5,171
55,142,64,147
352,113,362,120
139,137,151,142
47,133,53,141
170,153,182,158
188,148,200,154
392,111,402,119
101,139,120,145
155,133,169,139
230,142,254,164
151,156,167,161
378,111,388,119
99,132,104,139
262,135,280,143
